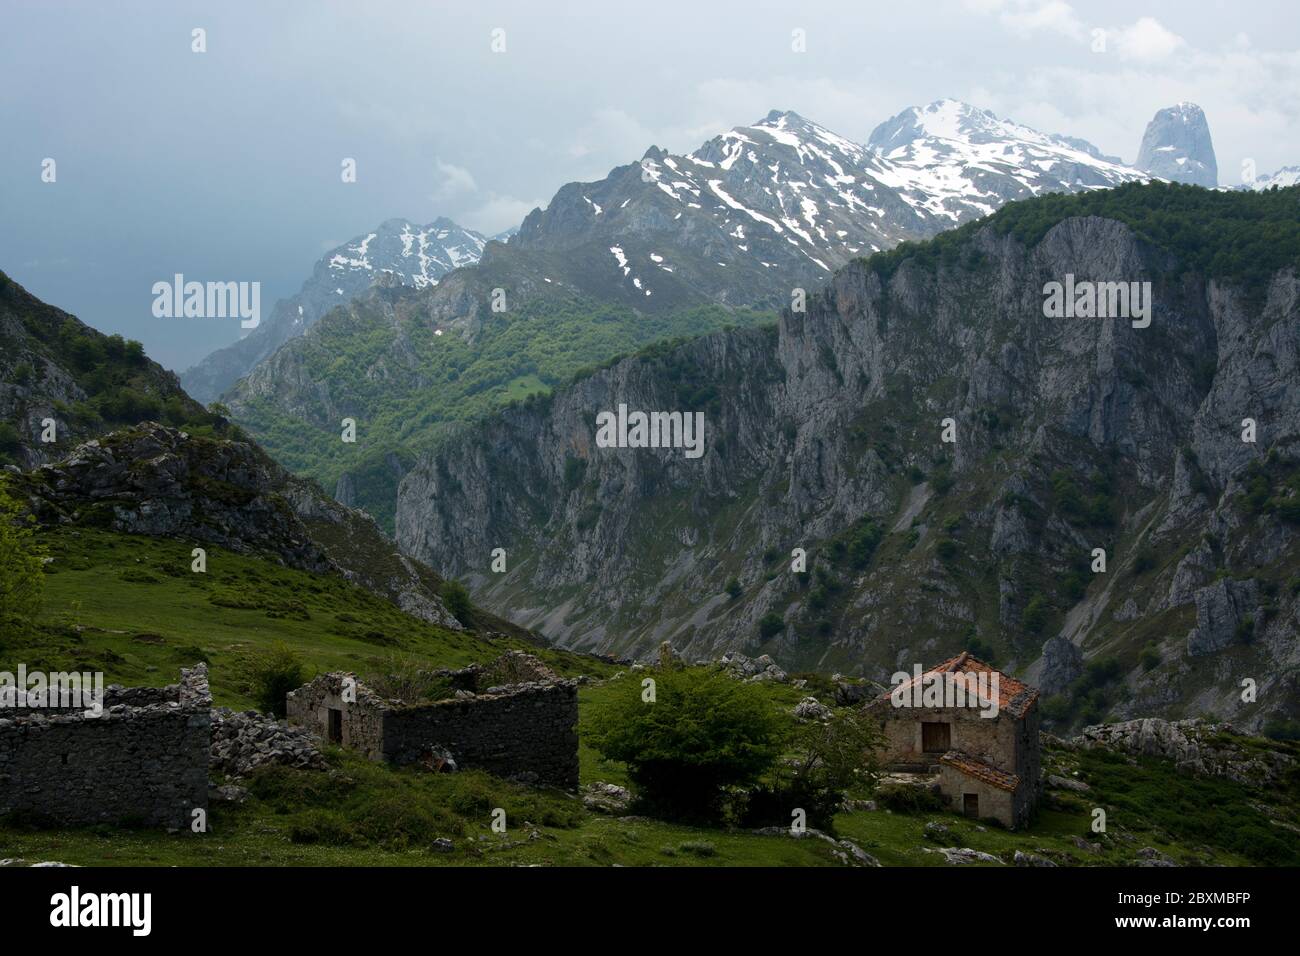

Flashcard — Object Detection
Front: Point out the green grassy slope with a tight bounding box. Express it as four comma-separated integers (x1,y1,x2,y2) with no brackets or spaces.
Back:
232,292,774,532
3,527,606,707
4,534,1297,868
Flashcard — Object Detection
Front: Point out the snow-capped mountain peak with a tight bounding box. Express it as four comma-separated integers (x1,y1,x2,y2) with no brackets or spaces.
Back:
181,216,486,401
868,99,1146,221
1245,165,1300,191
326,217,486,291
513,103,1163,310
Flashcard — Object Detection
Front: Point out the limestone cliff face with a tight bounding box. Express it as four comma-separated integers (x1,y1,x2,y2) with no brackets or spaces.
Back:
396,213,1300,730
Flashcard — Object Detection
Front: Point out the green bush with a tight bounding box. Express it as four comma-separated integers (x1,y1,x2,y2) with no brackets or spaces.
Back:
0,487,45,626
744,710,884,832
251,643,307,717
586,668,783,821
758,612,785,639
289,809,356,846
675,840,717,857
1263,718,1300,742
0,422,21,456
1021,594,1050,634
833,518,883,569
875,782,946,814
440,580,473,624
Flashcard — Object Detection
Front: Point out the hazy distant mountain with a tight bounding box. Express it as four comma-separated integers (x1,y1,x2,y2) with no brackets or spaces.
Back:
1135,103,1218,188
1245,166,1300,190
181,217,485,402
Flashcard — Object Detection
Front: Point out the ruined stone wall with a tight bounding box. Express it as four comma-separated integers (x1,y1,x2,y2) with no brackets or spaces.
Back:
287,657,581,791
285,673,385,759
0,665,210,828
382,681,579,789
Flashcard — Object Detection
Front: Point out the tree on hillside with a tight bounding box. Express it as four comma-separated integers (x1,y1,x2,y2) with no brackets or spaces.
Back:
587,667,783,821
742,709,885,832
0,486,45,626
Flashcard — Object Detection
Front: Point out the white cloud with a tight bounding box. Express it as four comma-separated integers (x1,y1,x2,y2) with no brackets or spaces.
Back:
460,193,545,235
430,160,478,202
1112,17,1185,62
963,0,1084,41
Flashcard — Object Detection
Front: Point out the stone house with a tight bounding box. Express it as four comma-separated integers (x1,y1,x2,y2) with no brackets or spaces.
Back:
868,652,1041,829
0,664,211,828
286,651,579,790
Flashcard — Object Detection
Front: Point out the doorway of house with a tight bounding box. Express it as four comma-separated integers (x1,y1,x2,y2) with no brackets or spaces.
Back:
963,793,980,818
327,707,343,744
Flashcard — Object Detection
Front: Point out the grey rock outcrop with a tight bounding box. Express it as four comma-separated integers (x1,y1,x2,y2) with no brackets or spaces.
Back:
1073,718,1294,787
1135,103,1217,187
793,697,833,721
1186,578,1260,656
1038,635,1084,694
395,202,1300,730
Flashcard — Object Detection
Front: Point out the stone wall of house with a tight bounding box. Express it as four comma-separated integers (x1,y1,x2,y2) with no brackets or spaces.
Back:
937,765,1017,828
1015,702,1042,802
383,681,579,789
0,665,210,828
874,702,1027,770
286,656,580,790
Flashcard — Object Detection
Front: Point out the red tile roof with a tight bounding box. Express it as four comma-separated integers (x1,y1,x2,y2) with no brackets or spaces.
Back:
939,751,1021,792
877,652,1040,718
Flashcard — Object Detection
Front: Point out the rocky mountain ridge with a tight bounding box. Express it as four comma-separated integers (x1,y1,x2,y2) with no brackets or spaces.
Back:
0,270,218,471
393,183,1300,732
219,101,1162,527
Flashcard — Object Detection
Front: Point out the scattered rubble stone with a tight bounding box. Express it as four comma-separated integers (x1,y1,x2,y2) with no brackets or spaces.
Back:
924,821,954,842
582,781,633,814
793,696,833,721
210,707,327,778
922,847,1003,865
1046,773,1091,792
718,652,787,683
1013,850,1058,867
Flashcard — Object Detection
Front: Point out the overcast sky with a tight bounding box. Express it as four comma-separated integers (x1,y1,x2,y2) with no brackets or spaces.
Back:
4,0,1300,371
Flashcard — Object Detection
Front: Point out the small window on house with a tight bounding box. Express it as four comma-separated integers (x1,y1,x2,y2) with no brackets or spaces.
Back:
921,721,951,753
963,793,979,818
327,707,343,744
